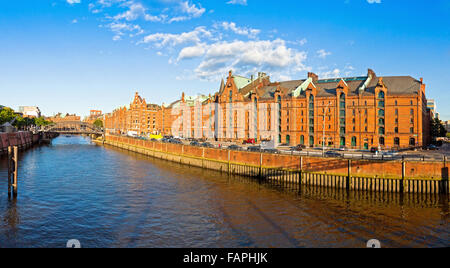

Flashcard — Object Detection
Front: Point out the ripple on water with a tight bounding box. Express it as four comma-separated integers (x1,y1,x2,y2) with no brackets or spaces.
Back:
0,136,448,248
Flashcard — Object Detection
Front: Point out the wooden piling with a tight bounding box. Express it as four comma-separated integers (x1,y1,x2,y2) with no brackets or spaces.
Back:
13,146,18,197
347,160,351,190
7,146,12,197
401,160,406,193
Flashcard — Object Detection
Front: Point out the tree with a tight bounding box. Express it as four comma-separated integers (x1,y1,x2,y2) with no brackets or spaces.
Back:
430,118,447,142
35,117,52,127
0,107,16,125
93,119,103,128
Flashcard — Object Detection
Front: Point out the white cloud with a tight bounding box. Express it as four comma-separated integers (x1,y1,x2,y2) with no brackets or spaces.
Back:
317,49,331,59
319,68,341,79
221,22,260,39
107,22,144,41
67,0,81,4
189,39,308,80
177,43,207,61
113,2,163,22
168,1,206,23
141,26,211,47
367,0,381,3
227,0,247,5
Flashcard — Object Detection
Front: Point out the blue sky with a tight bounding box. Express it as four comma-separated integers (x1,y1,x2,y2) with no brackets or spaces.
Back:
0,0,449,119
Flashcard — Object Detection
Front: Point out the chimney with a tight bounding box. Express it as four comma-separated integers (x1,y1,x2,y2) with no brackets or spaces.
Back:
308,72,318,83
181,92,185,102
367,68,376,78
420,78,423,84
229,70,233,77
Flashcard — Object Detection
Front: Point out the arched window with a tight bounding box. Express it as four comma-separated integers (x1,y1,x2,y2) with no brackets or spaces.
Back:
351,137,357,147
309,136,314,147
394,138,400,146
286,135,291,145
379,127,385,135
378,100,385,108
379,118,385,125
379,137,385,146
340,137,346,147
378,91,385,99
378,109,385,117
409,138,415,146
229,90,233,102
300,135,304,145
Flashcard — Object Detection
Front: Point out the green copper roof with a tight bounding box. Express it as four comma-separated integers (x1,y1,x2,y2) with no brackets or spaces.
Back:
293,78,312,97
233,76,253,90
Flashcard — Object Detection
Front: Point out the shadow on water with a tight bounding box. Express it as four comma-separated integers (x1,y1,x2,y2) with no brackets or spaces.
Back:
109,144,450,248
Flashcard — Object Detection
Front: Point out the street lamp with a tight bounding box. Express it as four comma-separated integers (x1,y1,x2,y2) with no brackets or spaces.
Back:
322,101,332,156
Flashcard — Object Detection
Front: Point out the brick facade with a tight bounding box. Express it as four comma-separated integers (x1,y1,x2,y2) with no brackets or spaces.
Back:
104,69,431,149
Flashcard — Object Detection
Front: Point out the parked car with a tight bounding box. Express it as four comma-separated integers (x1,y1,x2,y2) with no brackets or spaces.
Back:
426,144,439,151
290,145,304,151
263,148,279,154
190,141,200,147
325,151,341,157
370,147,378,153
227,145,242,151
243,138,256,145
170,139,183,145
200,142,215,148
247,146,262,152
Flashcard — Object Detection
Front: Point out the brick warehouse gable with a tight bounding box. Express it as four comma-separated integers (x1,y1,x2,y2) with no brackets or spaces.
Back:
104,69,431,150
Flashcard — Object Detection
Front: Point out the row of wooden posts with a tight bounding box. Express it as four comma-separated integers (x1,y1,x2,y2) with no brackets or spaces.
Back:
7,146,19,197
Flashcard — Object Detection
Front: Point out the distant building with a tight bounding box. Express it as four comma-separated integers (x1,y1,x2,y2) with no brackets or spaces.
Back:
48,113,81,123
426,99,439,119
18,106,41,118
84,110,103,125
445,120,450,133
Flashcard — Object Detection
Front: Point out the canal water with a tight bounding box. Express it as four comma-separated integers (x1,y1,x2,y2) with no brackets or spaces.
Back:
0,136,448,248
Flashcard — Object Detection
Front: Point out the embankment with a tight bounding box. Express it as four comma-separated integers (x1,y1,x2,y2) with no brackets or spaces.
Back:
100,135,449,194
0,131,57,156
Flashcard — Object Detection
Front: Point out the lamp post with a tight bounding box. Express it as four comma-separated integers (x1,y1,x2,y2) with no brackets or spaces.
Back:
322,101,332,156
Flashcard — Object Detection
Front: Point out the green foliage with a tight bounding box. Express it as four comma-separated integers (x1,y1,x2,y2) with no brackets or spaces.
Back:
0,107,16,125
0,106,51,129
430,118,447,139
447,132,450,139
93,119,103,128
34,117,52,127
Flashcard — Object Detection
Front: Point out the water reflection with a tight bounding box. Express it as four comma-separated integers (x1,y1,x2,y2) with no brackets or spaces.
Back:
0,136,448,248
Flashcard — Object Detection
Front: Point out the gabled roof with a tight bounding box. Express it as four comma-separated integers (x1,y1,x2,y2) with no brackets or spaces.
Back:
233,75,253,90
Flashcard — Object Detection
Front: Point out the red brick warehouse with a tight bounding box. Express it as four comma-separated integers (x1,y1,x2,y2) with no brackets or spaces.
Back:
104,69,431,150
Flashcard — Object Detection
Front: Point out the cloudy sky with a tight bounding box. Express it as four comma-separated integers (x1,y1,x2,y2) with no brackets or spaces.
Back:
1,0,449,119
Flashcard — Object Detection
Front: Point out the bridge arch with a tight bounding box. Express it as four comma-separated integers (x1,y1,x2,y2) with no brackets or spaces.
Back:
42,121,104,135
